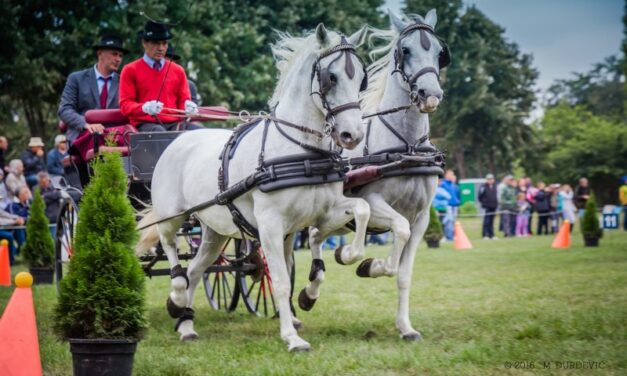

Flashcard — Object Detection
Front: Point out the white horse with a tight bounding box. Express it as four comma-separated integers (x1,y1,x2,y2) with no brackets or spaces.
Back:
300,10,448,341
136,24,370,352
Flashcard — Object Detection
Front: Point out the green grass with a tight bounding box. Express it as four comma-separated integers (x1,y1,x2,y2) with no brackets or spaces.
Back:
1,218,626,375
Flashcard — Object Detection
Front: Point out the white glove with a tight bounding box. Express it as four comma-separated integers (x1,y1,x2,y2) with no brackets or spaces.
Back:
184,100,199,116
142,100,164,116
60,190,71,200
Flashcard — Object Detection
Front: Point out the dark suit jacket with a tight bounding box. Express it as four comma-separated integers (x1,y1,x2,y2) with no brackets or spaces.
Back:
58,67,120,142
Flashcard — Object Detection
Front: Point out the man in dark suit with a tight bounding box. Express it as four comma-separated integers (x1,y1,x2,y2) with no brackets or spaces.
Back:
58,35,129,142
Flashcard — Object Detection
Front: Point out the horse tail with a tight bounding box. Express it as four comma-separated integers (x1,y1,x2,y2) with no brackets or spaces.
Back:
136,209,161,256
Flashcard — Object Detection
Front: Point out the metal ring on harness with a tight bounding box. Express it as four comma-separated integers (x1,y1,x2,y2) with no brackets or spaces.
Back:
324,114,336,137
238,110,251,122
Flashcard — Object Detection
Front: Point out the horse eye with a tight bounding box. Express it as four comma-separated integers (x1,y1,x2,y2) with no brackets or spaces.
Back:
329,73,337,83
401,47,410,55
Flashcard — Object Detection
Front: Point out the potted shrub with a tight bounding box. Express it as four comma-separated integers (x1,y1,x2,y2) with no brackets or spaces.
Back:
53,152,146,376
581,192,603,247
21,187,55,284
425,206,444,248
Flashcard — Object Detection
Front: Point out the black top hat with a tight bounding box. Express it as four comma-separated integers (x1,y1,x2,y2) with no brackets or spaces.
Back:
92,35,129,54
138,21,173,41
165,46,181,61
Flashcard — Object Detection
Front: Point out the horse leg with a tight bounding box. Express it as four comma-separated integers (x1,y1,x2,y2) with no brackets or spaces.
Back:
396,208,430,341
283,233,302,330
177,225,228,341
298,226,326,311
330,197,371,265
258,223,310,352
157,218,188,318
357,194,411,278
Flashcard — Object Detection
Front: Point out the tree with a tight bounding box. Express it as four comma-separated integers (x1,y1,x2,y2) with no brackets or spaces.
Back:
54,152,146,339
21,188,54,269
403,1,538,178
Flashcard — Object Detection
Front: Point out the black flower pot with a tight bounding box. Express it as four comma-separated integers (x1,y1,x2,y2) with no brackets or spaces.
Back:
69,338,138,376
583,235,600,247
29,267,54,284
426,239,440,248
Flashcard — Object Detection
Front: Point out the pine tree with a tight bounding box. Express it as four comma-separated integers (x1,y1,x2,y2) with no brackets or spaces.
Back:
581,192,603,240
54,152,146,339
21,188,54,268
424,205,444,244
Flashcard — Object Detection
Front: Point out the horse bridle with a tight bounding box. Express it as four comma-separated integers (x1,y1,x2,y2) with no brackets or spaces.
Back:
393,22,450,101
310,37,368,136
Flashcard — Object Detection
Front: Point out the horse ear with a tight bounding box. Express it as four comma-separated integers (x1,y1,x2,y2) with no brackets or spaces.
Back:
424,9,438,28
389,10,408,33
316,23,329,46
347,26,367,47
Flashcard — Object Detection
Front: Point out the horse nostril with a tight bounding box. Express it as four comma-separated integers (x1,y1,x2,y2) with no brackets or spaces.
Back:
340,132,353,143
418,89,427,99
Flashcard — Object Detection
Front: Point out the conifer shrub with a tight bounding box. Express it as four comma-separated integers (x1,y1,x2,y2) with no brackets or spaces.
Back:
21,187,54,268
581,192,603,239
54,152,146,339
425,206,444,243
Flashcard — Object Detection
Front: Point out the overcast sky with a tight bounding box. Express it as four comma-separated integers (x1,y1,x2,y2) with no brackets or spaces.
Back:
384,0,624,92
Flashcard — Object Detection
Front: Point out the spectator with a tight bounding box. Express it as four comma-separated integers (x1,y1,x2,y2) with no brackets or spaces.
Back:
620,176,627,231
574,177,590,217
47,134,69,177
20,137,46,188
515,192,530,237
38,172,62,223
0,170,10,210
440,170,460,241
8,185,31,219
499,176,517,237
367,232,389,245
549,184,561,233
559,184,576,233
0,206,25,265
534,182,551,235
433,179,452,240
119,21,200,132
478,173,498,240
58,35,129,142
5,159,27,202
525,177,537,235
0,136,8,172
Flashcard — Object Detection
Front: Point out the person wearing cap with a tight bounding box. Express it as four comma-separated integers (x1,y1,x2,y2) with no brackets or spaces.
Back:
166,46,201,106
119,21,200,132
47,134,69,177
20,137,47,188
478,173,498,240
58,35,129,142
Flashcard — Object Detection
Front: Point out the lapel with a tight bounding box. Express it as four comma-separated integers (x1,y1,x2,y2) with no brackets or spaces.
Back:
106,73,119,108
88,68,99,107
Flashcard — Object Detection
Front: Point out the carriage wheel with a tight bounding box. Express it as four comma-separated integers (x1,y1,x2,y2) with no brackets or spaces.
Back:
55,197,79,292
202,239,244,311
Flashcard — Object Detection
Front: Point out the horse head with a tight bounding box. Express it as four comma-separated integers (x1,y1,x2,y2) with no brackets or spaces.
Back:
389,9,448,113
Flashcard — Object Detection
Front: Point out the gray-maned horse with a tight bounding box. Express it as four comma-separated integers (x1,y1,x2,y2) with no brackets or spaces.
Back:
135,24,371,352
300,9,448,341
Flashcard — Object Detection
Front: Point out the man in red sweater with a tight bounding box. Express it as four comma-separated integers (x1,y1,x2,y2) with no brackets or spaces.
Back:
119,21,201,132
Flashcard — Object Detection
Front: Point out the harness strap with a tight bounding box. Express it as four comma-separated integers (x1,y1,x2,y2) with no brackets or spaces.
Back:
378,114,412,151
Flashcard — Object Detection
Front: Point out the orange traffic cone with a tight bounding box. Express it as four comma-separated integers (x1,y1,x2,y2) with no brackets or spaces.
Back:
551,220,571,249
0,240,11,287
454,222,473,250
0,272,42,376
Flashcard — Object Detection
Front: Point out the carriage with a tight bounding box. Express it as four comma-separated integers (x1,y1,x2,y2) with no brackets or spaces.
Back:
54,108,284,318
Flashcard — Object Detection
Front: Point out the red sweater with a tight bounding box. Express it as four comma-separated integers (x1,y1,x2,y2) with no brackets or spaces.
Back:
119,58,191,125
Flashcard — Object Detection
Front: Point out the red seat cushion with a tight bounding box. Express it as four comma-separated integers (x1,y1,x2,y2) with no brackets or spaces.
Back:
85,109,129,125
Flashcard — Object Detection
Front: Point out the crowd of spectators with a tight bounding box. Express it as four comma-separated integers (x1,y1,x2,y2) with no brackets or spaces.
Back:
0,134,68,264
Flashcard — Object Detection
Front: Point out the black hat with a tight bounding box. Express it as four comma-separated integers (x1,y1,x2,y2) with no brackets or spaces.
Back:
165,46,181,61
138,21,173,41
92,35,129,54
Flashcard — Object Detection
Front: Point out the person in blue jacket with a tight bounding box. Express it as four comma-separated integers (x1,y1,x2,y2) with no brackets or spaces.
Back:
440,170,460,241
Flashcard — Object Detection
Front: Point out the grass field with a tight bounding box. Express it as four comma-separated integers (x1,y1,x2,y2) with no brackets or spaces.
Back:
1,218,626,375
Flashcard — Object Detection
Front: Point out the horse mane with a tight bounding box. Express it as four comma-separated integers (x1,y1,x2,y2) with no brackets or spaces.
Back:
361,25,399,111
269,30,344,109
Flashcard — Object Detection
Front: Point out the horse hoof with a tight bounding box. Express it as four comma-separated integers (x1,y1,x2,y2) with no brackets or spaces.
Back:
402,332,423,341
180,333,199,342
298,288,317,311
334,245,346,265
166,296,185,318
289,343,312,352
356,258,373,278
